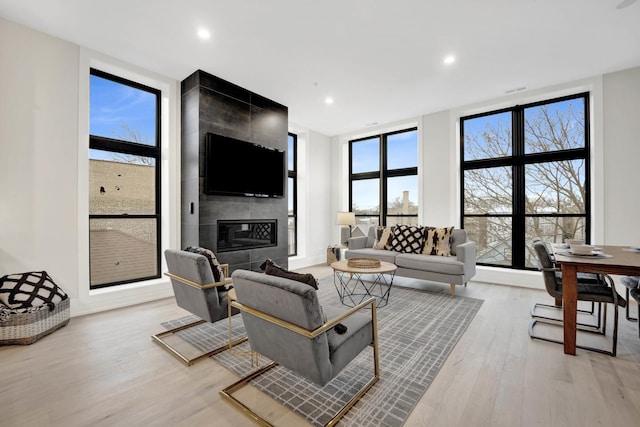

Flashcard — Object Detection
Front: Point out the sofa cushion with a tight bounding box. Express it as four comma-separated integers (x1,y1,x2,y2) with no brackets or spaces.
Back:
389,225,425,253
373,226,394,250
422,226,454,256
396,253,465,276
344,248,397,264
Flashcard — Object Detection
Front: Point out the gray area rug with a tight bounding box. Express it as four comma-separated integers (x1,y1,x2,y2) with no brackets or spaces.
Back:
163,277,483,426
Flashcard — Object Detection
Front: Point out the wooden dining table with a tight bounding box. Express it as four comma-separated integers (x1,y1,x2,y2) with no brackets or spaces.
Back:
554,245,640,355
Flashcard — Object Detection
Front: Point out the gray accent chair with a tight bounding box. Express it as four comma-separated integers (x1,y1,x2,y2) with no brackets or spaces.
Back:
220,269,379,426
151,249,246,365
529,240,626,356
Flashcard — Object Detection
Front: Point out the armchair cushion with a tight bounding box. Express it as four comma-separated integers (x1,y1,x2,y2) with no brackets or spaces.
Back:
323,305,374,373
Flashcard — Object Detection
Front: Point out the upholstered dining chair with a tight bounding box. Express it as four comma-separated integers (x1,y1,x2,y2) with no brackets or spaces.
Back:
620,276,639,321
220,269,379,427
630,287,640,338
529,240,627,356
151,249,247,365
529,238,601,326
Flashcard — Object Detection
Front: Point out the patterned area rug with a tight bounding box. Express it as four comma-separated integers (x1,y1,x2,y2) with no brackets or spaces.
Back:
162,277,483,426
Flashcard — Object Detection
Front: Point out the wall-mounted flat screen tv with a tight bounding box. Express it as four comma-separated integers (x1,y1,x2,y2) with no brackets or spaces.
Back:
204,133,286,198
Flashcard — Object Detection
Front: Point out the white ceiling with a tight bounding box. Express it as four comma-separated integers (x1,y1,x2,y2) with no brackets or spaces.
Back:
1,0,639,136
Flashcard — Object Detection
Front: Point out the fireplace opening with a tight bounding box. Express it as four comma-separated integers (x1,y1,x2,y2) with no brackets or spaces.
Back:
217,219,277,252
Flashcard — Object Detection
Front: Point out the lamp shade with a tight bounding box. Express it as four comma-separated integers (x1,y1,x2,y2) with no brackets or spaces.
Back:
336,211,356,226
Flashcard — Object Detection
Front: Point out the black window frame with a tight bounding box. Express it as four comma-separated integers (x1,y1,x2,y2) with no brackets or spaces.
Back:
89,68,162,289
288,132,298,257
460,92,590,270
349,127,418,226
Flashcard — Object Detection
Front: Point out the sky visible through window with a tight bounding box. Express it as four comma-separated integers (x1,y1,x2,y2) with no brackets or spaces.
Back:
90,74,157,161
352,129,418,212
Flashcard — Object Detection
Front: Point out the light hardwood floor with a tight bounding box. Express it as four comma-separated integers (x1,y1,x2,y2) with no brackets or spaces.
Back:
2,265,639,426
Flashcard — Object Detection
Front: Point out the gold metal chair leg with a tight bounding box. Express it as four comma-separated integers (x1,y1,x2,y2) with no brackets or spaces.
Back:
152,319,247,366
228,290,260,366
220,360,379,427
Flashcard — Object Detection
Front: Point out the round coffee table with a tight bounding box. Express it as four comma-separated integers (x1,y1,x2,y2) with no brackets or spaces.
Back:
330,259,397,308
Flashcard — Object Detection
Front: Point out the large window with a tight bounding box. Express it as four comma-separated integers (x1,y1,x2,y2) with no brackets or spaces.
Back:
461,93,590,269
89,68,161,288
288,133,297,256
350,128,418,227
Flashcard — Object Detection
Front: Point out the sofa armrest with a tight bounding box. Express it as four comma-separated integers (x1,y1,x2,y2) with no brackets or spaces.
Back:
455,241,477,279
348,236,368,250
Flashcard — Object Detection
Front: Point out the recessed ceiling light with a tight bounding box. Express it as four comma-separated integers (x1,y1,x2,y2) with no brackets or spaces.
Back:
197,28,211,40
444,55,456,65
325,97,334,105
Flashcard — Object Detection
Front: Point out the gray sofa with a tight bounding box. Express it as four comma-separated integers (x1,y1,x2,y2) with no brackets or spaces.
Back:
345,226,476,296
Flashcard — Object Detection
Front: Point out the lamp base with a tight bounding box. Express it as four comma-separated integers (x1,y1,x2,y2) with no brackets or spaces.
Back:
340,226,351,246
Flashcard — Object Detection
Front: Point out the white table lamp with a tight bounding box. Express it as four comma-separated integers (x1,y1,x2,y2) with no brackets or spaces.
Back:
337,211,356,245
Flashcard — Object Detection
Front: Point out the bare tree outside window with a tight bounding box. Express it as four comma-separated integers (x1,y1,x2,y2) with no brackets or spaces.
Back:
462,95,589,269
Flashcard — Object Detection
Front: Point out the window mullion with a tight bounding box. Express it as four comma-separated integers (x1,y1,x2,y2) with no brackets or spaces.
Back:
512,107,526,268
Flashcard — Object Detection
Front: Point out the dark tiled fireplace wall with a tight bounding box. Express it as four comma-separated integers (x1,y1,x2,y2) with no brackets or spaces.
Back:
181,70,289,273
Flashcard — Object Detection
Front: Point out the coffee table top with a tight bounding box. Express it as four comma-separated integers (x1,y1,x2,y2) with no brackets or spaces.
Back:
331,259,397,274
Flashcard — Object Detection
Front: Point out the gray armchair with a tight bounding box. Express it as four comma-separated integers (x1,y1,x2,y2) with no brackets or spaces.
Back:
220,269,379,426
151,249,246,365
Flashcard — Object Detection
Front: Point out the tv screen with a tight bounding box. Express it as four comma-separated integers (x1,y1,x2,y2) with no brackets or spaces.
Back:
204,133,286,198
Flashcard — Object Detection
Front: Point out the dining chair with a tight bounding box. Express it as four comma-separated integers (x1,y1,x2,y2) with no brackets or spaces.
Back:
620,276,639,321
630,287,640,338
529,240,627,356
529,238,601,327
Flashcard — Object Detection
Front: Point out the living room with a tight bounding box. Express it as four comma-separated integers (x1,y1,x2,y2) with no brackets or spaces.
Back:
2,1,640,426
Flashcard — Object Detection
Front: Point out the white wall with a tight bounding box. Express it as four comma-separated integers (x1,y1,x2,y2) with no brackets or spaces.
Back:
287,126,332,270
422,110,456,226
603,67,640,246
1,18,80,297
0,18,180,315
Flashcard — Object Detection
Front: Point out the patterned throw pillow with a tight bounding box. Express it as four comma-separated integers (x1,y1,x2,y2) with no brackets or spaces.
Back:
0,271,67,311
184,246,225,283
388,225,426,253
373,226,394,250
422,226,454,256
